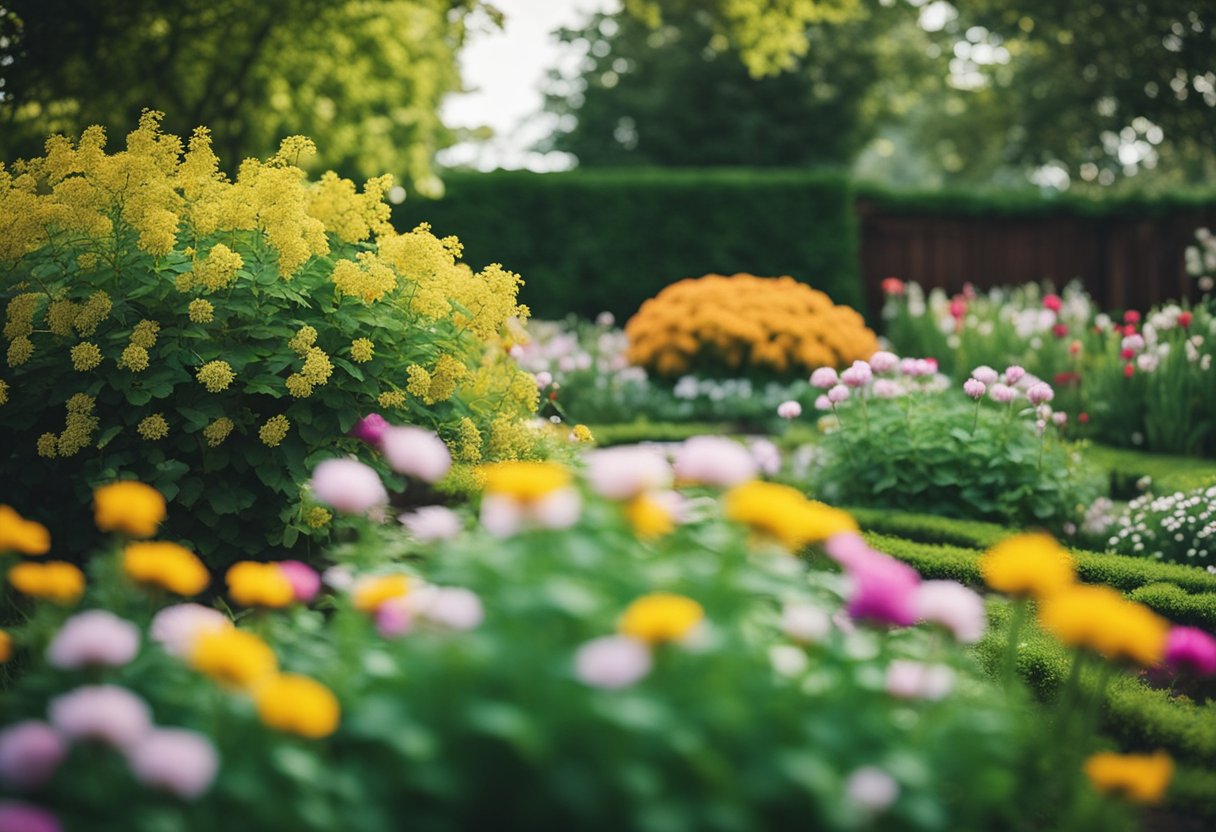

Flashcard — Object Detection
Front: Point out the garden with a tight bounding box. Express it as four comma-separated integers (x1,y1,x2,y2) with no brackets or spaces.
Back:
3,2,1216,831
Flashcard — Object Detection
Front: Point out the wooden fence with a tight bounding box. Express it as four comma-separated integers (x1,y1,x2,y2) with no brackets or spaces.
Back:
856,200,1216,315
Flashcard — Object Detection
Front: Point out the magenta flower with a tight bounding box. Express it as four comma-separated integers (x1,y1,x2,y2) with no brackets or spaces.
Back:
586,447,673,500
809,367,839,389
379,426,452,483
914,581,986,643
574,635,652,689
399,505,464,542
0,722,67,791
150,604,230,658
278,560,321,604
970,365,998,386
126,728,219,800
826,535,920,627
962,378,986,400
1164,627,1216,676
348,413,389,447
48,685,152,750
46,610,140,670
0,802,61,832
672,436,757,487
777,400,802,419
868,351,899,374
309,458,388,514
375,598,413,638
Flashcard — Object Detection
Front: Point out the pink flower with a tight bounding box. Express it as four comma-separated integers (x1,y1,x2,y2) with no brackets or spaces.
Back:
827,535,920,627
150,604,231,658
0,722,67,791
868,351,899,373
46,610,140,670
1121,333,1146,353
534,371,553,389
914,581,986,643
0,802,61,832
126,728,219,800
777,400,802,420
672,436,757,487
872,379,900,399
1043,293,1062,312
399,505,464,541
586,447,672,500
1026,382,1054,405
962,378,986,400
415,587,484,630
379,426,451,483
480,488,583,537
48,685,151,750
781,603,831,643
749,439,781,477
1051,412,1068,427
1003,365,1026,384
989,383,1016,404
309,458,388,514
810,367,839,389
844,766,899,813
348,413,389,447
814,394,833,411
278,561,321,604
900,358,934,377
827,384,850,404
840,361,873,388
375,598,413,637
885,660,955,700
1164,627,1216,676
970,365,998,386
574,635,652,689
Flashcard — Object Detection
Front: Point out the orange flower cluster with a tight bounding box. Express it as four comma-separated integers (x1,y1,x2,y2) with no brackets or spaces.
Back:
625,274,878,378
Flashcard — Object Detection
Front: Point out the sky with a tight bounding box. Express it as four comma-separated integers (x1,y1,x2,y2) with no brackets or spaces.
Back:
438,0,619,172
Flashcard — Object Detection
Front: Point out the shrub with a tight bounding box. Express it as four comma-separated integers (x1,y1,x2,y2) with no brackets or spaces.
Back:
1108,486,1216,567
0,114,541,562
625,274,877,378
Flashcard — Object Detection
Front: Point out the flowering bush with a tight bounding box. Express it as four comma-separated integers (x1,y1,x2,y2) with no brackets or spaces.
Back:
0,114,542,560
805,356,1102,529
625,274,878,379
0,447,1170,830
1107,485,1216,566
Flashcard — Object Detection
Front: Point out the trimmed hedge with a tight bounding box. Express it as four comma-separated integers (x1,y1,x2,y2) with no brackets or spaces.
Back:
856,183,1216,219
1084,444,1216,497
395,169,862,321
586,421,733,447
1128,583,1216,632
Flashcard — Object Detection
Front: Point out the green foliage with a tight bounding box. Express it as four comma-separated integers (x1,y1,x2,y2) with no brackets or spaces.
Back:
812,394,1102,530
1085,445,1216,498
0,0,485,190
1127,584,1216,632
393,169,862,321
587,421,734,447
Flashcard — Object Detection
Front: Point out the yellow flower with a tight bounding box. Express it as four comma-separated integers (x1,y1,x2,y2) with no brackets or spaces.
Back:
619,593,704,644
350,338,374,363
570,424,594,443
353,574,410,613
130,320,160,349
187,299,214,324
285,373,314,398
123,541,209,596
625,494,675,540
8,336,34,366
202,417,234,447
1038,585,1169,666
300,347,332,385
119,344,149,372
479,461,571,502
0,379,7,405
226,561,294,608
94,481,166,537
377,390,406,409
195,243,244,292
137,413,169,440
979,533,1075,599
253,674,340,738
288,325,318,355
1084,751,1173,804
259,414,290,447
0,629,11,663
196,360,235,392
724,481,857,550
70,342,103,371
36,433,58,458
190,628,277,689
0,504,51,555
304,507,331,529
9,561,85,605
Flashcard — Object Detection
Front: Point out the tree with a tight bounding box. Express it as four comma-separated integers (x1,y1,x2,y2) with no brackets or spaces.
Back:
0,0,491,191
542,2,922,169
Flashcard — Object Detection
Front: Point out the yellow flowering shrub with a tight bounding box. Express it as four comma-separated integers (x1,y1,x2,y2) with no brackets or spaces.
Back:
0,114,542,562
624,273,878,378
122,541,210,596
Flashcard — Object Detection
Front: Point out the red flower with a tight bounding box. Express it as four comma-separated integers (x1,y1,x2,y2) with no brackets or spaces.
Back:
1052,323,1069,338
548,390,558,401
1054,371,1081,387
881,277,905,296
1124,310,1141,325
1069,340,1082,355
949,298,966,319
1120,347,1135,360
1179,311,1194,328
1043,294,1063,312
1123,324,1138,336
1078,412,1090,424
1124,363,1135,378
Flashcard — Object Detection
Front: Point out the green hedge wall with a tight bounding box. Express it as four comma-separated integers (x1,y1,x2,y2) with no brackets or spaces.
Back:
394,169,862,321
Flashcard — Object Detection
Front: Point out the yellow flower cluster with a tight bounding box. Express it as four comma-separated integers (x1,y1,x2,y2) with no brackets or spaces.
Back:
479,461,570,502
350,338,375,363
196,360,235,392
979,533,1075,599
377,390,406,409
123,541,209,595
456,417,483,463
0,379,7,405
203,417,234,447
0,504,51,555
137,413,169,440
253,673,341,739
287,347,334,398
70,342,102,371
1038,585,1169,666
618,593,704,644
353,574,410,613
1084,751,1173,804
724,481,858,551
625,274,879,378
190,628,277,689
331,252,397,303
625,494,675,539
94,481,166,537
191,243,244,292
9,561,86,605
226,562,294,608
187,299,214,324
406,354,468,405
259,414,290,447
288,326,318,355
304,507,332,529
41,393,99,458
